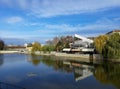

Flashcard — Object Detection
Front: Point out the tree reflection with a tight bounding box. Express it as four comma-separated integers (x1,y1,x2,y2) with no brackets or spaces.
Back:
94,62,120,89
29,55,73,73
0,54,4,66
41,56,72,72
30,55,41,66
29,55,96,82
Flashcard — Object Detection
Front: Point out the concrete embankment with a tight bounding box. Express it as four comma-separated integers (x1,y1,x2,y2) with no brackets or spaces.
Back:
55,53,89,59
0,50,102,61
0,51,19,54
35,52,88,58
35,52,102,60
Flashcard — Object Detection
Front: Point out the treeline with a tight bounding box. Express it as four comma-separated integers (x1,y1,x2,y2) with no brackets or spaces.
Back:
31,36,74,53
94,33,120,59
0,40,4,50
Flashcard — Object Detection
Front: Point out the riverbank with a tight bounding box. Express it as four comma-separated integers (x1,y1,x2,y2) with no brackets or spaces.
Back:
0,50,102,61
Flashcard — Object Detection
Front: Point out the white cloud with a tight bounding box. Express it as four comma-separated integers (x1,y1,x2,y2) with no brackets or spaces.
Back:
36,18,120,37
29,0,120,17
1,18,120,43
1,0,120,17
6,16,23,24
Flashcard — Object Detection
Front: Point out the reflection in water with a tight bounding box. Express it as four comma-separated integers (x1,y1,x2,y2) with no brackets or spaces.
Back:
28,55,41,66
63,61,94,82
0,54,4,66
28,55,120,89
73,64,93,82
27,72,38,77
28,55,94,82
94,62,120,89
0,54,118,89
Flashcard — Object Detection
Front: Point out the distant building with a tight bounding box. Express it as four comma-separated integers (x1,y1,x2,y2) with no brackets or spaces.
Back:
106,30,120,35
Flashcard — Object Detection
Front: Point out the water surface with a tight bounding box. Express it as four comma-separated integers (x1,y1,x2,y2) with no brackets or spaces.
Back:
0,54,119,89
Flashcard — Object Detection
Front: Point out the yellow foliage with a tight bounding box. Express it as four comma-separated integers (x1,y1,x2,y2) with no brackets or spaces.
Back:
94,35,108,53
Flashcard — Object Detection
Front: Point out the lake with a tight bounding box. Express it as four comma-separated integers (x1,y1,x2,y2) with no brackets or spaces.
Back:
0,54,119,89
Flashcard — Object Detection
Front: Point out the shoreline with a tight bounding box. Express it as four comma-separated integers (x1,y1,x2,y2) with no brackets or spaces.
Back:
0,50,102,60
31,51,102,61
0,50,120,62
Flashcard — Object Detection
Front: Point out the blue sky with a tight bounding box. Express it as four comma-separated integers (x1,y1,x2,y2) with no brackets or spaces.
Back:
0,0,120,45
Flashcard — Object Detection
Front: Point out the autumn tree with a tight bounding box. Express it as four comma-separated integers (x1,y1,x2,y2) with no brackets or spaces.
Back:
103,33,120,59
46,36,74,52
55,41,63,52
31,42,41,53
94,35,108,53
46,37,59,46
55,36,74,51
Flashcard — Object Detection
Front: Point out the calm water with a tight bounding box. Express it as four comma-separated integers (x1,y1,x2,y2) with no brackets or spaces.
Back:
0,54,119,89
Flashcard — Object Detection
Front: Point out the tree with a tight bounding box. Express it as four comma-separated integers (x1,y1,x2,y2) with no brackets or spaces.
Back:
0,40,4,50
103,33,120,59
42,45,55,53
55,41,63,52
55,36,74,51
46,37,59,46
31,42,41,53
94,35,108,53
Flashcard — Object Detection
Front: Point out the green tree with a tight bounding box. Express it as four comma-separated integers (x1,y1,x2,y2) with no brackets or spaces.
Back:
31,42,41,53
42,45,55,53
94,35,108,53
0,40,4,50
103,33,120,59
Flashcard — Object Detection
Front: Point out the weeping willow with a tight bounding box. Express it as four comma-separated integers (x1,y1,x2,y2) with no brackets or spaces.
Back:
94,35,108,53
103,33,120,59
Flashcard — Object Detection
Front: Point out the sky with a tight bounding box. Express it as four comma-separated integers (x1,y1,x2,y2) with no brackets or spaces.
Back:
0,0,120,45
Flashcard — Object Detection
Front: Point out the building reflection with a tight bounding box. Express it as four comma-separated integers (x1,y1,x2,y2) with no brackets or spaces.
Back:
27,54,120,86
63,60,94,82
27,55,95,82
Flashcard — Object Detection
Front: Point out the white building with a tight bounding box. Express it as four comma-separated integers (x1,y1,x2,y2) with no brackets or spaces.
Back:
63,34,94,53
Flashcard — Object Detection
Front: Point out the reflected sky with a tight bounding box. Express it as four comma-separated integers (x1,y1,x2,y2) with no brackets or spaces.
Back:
0,54,118,89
